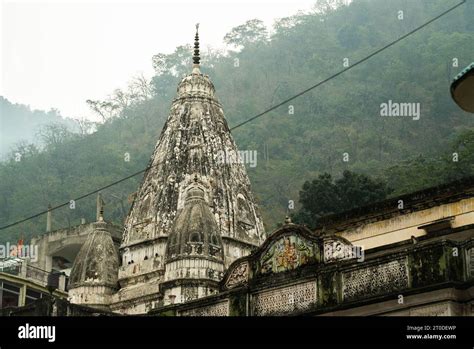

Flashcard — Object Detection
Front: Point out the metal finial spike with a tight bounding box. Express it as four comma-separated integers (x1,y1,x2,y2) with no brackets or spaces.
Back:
193,23,200,66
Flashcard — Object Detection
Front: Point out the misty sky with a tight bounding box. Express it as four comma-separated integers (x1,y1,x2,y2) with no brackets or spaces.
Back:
1,0,316,122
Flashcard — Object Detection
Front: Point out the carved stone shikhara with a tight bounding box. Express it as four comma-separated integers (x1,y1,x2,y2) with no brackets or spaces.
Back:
66,30,265,313
120,71,265,252
112,34,265,310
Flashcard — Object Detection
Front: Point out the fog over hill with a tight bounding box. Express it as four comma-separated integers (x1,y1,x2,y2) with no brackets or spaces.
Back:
0,96,80,159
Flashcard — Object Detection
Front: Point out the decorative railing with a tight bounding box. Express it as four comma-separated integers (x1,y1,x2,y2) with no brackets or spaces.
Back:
150,238,473,317
179,300,229,316
341,258,409,302
0,260,69,292
252,281,317,316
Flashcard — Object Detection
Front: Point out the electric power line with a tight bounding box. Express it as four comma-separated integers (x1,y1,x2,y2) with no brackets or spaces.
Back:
0,166,154,230
229,0,466,131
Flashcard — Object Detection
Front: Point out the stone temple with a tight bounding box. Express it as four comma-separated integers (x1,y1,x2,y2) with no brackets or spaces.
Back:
69,25,265,314
2,27,474,318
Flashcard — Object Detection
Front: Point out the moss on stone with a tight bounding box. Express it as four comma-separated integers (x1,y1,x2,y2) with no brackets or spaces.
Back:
229,293,247,316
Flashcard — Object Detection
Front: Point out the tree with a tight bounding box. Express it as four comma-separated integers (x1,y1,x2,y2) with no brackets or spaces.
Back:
224,19,268,49
76,117,96,136
86,99,119,122
86,74,152,122
335,170,393,211
312,0,349,15
152,45,192,77
36,123,74,149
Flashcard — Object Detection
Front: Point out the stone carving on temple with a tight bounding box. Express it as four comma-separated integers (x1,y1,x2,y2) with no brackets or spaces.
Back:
323,236,361,263
259,235,316,274
224,261,249,289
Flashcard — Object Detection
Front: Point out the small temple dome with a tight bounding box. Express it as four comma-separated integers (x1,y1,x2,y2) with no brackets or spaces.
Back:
166,182,223,261
185,185,205,201
69,220,119,290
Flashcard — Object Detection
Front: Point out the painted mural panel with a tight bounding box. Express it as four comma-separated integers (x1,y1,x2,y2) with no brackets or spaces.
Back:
259,235,318,275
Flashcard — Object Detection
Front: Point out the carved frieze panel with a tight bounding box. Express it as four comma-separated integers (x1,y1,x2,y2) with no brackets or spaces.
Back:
259,235,317,275
182,287,199,303
252,281,317,316
224,261,249,289
342,259,408,301
323,237,361,263
179,300,229,316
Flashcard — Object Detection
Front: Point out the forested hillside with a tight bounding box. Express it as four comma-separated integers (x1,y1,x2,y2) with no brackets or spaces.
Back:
1,0,473,244
0,97,79,159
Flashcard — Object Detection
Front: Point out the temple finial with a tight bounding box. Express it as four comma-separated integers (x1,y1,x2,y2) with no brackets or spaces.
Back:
99,207,104,222
96,192,105,221
192,23,200,72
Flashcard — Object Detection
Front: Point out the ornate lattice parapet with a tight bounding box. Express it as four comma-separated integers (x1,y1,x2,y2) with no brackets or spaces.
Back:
178,300,229,316
342,258,409,301
149,226,472,316
251,281,317,316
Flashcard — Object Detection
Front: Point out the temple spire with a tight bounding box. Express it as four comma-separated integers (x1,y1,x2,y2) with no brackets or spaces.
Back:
192,23,200,74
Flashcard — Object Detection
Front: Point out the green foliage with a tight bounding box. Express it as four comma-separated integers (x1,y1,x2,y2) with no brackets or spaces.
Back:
223,19,269,48
293,170,392,228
